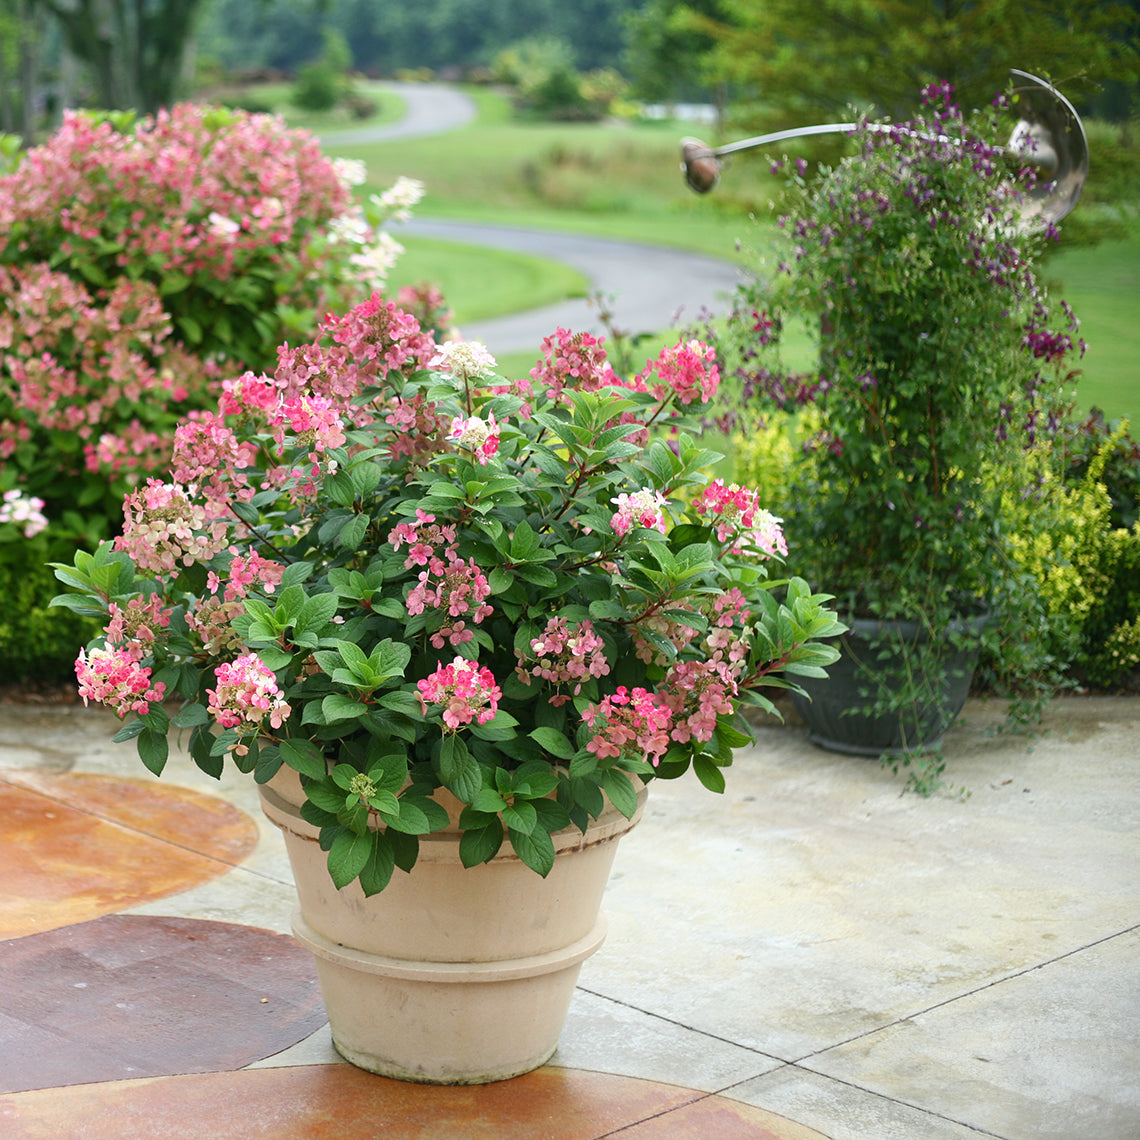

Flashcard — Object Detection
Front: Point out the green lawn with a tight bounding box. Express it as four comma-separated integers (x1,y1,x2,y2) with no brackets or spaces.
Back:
1045,235,1140,427
386,236,588,324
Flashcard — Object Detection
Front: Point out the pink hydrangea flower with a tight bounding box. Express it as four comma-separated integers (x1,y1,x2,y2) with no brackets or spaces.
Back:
530,327,617,405
693,480,788,557
115,479,229,575
583,686,674,766
636,339,720,406
611,488,668,537
207,654,291,734
406,552,494,648
447,413,500,464
273,394,347,453
388,509,459,568
659,659,740,745
104,595,172,661
515,617,611,705
75,647,166,718
417,657,502,730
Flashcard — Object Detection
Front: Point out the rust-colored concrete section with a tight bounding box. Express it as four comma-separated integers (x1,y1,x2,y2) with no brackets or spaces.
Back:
0,772,258,938
0,914,326,1094
0,1064,831,1140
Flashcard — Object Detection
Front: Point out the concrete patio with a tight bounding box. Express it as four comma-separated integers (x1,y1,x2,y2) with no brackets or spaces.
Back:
0,692,1136,1138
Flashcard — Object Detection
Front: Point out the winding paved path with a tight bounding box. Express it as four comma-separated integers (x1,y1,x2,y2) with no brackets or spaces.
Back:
322,84,746,355
399,218,745,354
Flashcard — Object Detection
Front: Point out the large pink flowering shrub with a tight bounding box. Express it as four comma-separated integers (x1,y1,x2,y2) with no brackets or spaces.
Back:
54,295,843,893
0,104,422,679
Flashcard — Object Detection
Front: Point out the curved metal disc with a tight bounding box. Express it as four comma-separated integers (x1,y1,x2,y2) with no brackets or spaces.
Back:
1006,69,1089,225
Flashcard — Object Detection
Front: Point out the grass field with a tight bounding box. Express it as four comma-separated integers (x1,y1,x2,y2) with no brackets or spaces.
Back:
297,83,1140,427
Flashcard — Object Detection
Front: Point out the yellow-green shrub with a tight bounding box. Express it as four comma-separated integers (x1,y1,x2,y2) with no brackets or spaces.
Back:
1002,431,1140,688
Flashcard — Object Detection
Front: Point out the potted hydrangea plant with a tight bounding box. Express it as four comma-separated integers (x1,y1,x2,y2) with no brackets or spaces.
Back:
51,293,843,1084
715,83,1082,787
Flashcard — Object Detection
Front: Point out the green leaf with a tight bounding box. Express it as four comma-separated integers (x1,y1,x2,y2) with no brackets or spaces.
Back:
693,754,727,794
279,737,328,779
359,835,396,896
438,734,482,803
171,703,209,729
380,800,433,835
378,690,423,717
509,826,556,877
528,726,576,760
459,821,503,868
322,693,369,722
339,513,369,551
137,729,168,777
602,768,639,819
327,828,373,890
472,787,508,813
502,800,538,835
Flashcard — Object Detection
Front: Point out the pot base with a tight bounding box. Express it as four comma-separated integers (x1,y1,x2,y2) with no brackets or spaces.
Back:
292,907,608,1085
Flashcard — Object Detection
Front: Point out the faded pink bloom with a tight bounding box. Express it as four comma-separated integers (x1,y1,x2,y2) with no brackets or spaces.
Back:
207,654,291,736
105,595,172,660
583,686,674,766
611,488,668,537
406,552,494,648
417,657,501,730
75,647,166,718
447,412,500,464
515,617,610,705
659,659,739,745
388,510,458,569
115,479,229,575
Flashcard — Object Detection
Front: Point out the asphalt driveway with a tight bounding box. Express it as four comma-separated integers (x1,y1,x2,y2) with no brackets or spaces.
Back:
322,83,746,356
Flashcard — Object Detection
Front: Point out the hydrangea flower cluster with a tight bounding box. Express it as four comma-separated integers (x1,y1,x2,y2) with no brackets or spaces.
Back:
117,480,229,574
693,480,788,557
515,617,611,705
418,657,502,729
583,687,674,766
75,647,166,718
611,489,669,537
0,488,48,537
448,413,500,465
0,105,424,571
207,654,292,737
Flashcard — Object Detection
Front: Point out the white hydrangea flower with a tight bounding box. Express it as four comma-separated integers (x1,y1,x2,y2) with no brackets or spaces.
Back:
332,157,367,190
431,340,497,382
370,176,425,224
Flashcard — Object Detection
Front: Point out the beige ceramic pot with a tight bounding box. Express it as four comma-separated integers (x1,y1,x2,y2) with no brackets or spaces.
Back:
258,765,645,1084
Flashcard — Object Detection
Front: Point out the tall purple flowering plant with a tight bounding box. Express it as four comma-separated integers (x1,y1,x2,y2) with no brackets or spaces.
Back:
711,83,1084,784
52,295,843,894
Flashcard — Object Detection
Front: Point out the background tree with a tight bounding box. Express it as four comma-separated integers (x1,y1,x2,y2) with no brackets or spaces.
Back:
0,0,46,143
41,0,209,113
678,0,1140,126
622,0,720,105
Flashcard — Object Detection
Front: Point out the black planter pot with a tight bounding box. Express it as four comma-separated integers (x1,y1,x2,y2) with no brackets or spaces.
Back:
790,614,988,757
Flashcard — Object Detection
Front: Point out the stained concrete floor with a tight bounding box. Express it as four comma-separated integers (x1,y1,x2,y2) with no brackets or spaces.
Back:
0,694,1136,1138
